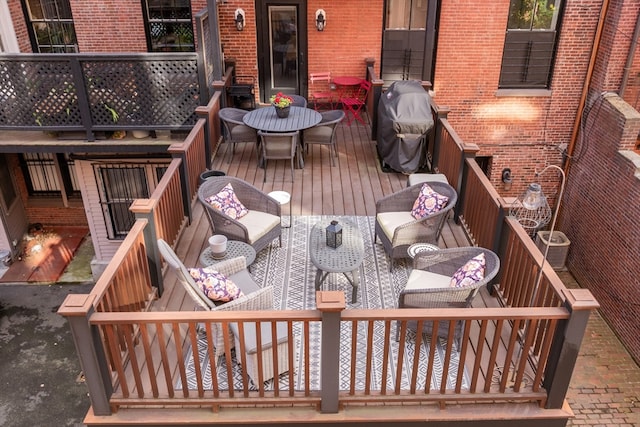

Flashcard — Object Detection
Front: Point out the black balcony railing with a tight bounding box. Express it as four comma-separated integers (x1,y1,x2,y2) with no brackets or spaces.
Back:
0,53,204,141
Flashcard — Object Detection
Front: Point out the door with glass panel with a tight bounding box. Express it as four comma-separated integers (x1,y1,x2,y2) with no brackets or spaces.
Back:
0,154,28,258
257,0,308,102
381,0,439,87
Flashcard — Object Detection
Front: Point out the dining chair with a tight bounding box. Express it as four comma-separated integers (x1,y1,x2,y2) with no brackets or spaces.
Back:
302,109,345,166
218,107,258,163
309,72,333,110
340,80,372,126
288,94,308,108
258,130,300,182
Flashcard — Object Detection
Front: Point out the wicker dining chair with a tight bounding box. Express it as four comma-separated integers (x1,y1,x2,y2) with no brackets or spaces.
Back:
302,109,345,166
219,107,258,163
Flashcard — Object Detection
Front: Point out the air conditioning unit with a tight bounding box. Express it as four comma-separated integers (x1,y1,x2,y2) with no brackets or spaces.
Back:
535,231,571,271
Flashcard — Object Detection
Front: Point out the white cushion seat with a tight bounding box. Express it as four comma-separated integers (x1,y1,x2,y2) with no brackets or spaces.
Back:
404,269,452,290
238,210,281,245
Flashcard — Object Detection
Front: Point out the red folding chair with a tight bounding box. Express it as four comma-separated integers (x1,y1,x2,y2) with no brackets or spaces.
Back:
309,72,334,111
339,80,371,125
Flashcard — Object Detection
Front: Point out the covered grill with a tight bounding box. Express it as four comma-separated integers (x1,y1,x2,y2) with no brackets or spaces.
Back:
376,80,434,174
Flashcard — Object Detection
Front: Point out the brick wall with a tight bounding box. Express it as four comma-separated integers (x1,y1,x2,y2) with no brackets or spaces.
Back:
558,0,640,364
71,0,147,52
8,154,88,227
433,0,602,192
218,0,382,104
8,0,31,52
561,93,640,363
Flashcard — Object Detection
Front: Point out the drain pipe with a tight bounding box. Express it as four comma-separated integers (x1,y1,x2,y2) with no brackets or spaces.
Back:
564,0,611,175
620,8,640,95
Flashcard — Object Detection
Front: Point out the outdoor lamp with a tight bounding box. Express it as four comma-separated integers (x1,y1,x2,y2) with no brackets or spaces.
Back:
509,182,551,238
316,9,326,31
501,168,513,191
235,8,245,31
326,220,342,248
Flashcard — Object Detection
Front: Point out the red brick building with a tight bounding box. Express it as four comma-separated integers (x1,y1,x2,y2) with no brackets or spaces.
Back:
1,0,639,362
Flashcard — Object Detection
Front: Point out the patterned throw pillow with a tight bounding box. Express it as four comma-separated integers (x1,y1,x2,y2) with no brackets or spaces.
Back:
188,267,244,302
205,183,249,220
449,253,486,288
410,183,450,219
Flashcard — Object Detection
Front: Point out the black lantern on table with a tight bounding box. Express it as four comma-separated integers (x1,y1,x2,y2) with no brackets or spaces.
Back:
326,220,342,248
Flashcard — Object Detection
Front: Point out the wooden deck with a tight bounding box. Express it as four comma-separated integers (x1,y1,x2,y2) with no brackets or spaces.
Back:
71,108,585,425
160,118,475,311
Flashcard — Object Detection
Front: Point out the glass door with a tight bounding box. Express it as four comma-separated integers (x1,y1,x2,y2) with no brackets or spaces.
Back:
257,1,307,102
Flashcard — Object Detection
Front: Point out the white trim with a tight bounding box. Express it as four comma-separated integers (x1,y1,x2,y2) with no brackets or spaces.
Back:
0,0,20,52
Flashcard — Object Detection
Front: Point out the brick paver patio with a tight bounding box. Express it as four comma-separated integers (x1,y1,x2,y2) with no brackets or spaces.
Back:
560,272,640,426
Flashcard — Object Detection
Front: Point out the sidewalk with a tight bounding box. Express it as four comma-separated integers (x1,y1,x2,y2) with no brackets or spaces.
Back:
0,268,638,426
560,272,640,426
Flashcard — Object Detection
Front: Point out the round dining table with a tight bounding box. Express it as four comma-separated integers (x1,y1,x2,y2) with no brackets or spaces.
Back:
242,105,321,133
243,106,321,168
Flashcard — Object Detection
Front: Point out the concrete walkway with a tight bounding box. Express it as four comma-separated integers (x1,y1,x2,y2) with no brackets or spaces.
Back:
0,267,638,426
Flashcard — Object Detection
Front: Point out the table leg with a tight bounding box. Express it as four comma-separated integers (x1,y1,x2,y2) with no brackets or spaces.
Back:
315,269,328,290
343,269,360,303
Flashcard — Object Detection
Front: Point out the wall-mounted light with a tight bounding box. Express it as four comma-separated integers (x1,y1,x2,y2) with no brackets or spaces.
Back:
315,9,326,31
501,168,513,191
234,8,245,31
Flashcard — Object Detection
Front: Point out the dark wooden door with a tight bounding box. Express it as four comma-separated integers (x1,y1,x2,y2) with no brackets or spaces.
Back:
256,0,308,102
381,0,439,87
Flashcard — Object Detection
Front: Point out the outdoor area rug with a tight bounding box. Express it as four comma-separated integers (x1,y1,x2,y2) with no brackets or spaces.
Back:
179,215,469,392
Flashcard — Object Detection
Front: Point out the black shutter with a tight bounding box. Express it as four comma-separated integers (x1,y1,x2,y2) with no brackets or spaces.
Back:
499,30,556,89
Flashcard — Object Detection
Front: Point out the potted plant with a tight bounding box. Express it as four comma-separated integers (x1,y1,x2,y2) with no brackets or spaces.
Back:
270,92,293,118
103,103,126,139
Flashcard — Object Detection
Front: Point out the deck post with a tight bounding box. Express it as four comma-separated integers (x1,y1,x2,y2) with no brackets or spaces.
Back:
57,294,112,416
543,288,600,408
131,199,163,296
431,107,450,173
316,291,346,413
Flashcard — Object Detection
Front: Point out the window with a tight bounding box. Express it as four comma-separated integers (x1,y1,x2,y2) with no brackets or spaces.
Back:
94,162,168,239
143,0,194,52
19,153,79,198
0,154,18,211
23,0,78,53
386,0,427,30
499,0,563,89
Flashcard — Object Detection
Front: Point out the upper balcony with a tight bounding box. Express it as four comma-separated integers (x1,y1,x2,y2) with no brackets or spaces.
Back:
50,61,599,427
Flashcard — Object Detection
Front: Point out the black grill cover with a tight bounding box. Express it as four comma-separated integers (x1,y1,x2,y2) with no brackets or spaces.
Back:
376,80,434,174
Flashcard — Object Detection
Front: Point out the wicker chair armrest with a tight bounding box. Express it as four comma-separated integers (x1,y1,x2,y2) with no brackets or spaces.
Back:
210,286,274,358
234,186,281,217
200,201,250,241
376,185,421,213
391,204,452,245
206,256,247,277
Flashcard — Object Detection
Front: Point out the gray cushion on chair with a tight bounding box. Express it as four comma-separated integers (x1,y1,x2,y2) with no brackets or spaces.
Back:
228,268,260,294
230,321,289,354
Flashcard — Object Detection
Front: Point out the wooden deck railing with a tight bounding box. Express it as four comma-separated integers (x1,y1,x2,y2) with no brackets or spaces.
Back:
58,75,599,421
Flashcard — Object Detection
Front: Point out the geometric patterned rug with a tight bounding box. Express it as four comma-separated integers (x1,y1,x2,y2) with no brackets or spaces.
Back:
180,215,469,391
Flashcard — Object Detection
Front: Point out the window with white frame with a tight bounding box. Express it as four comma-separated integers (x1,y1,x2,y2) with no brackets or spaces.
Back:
499,0,563,89
22,0,78,53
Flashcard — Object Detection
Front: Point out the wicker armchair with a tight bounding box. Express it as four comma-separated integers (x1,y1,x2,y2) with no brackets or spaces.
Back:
157,239,274,360
198,176,282,254
374,182,457,270
396,247,500,348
